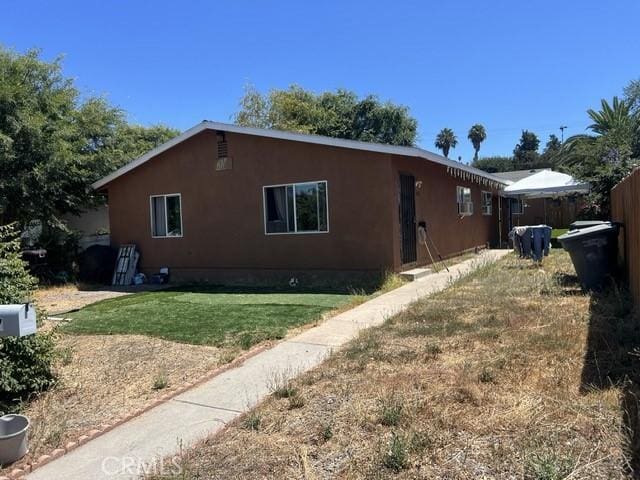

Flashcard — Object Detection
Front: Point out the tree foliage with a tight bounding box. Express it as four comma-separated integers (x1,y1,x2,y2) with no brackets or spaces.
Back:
0,224,56,411
434,128,458,158
562,94,639,218
0,47,179,229
467,124,487,161
538,134,562,168
512,130,540,169
471,156,515,173
234,84,418,146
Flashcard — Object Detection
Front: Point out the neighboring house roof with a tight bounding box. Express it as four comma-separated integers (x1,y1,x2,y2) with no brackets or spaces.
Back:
92,121,509,189
492,168,550,183
503,170,590,198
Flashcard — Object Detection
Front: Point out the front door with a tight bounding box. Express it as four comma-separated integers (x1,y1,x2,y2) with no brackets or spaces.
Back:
399,173,417,264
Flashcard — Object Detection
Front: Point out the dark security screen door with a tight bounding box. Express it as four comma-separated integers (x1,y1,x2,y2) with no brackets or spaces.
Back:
399,173,417,264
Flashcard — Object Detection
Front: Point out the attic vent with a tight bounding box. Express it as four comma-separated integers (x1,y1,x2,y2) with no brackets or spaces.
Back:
215,131,232,171
217,137,228,158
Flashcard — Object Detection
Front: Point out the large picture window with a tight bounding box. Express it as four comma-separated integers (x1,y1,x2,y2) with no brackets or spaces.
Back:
263,181,328,234
150,194,183,237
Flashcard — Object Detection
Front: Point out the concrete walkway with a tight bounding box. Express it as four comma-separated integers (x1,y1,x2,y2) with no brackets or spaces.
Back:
27,250,509,480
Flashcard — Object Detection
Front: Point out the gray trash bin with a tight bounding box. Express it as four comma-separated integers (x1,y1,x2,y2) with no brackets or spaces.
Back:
0,414,30,465
558,223,620,290
569,220,608,231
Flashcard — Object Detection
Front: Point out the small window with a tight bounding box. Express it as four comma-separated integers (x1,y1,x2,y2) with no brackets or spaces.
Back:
511,198,525,215
481,191,492,215
456,186,473,215
264,181,328,234
150,194,183,237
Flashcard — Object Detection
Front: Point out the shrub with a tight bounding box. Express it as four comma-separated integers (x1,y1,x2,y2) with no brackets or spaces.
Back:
152,371,169,390
382,433,409,472
525,451,576,480
0,224,37,304
242,412,261,431
273,384,297,399
379,394,404,426
288,394,305,409
478,366,496,384
321,424,333,441
0,224,56,411
34,226,81,283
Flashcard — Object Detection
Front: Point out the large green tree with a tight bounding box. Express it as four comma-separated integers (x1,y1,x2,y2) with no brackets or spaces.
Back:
434,128,458,158
471,156,515,173
539,134,562,168
0,47,178,229
513,130,540,169
234,84,418,146
563,95,639,218
624,80,640,158
467,124,487,162
625,78,640,114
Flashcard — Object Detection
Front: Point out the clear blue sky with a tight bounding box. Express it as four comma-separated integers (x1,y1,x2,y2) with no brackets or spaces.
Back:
3,0,639,162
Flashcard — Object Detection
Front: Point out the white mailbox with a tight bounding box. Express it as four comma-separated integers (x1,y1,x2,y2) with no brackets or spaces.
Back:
0,304,37,338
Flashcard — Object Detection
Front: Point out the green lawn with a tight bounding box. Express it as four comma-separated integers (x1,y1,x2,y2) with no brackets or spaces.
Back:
552,228,569,238
63,286,356,348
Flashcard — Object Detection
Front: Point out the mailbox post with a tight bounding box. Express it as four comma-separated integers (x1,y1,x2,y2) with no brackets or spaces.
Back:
0,304,37,337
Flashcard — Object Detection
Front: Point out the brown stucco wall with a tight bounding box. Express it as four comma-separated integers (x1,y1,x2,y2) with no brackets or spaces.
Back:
107,130,397,282
389,157,501,270
105,129,503,283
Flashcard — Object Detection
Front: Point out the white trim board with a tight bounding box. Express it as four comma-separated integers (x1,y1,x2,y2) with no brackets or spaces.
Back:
92,121,509,189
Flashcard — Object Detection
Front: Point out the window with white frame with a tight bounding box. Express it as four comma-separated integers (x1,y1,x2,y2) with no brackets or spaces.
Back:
150,194,183,237
456,186,473,215
264,181,328,234
481,191,492,215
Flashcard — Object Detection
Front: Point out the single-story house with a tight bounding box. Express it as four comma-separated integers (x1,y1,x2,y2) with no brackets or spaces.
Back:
92,122,508,284
494,169,589,230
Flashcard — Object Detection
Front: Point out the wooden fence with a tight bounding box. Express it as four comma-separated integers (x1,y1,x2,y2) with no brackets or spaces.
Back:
611,167,640,306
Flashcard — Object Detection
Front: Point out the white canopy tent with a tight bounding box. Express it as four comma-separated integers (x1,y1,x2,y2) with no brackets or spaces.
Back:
503,170,589,198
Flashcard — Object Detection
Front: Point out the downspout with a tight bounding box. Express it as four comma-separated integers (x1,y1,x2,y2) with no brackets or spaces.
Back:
498,195,503,247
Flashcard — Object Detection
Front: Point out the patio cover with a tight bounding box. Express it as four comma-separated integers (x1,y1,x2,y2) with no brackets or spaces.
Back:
503,170,589,198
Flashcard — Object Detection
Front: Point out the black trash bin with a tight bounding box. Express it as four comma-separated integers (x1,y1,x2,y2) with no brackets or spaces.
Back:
569,220,608,231
558,223,619,290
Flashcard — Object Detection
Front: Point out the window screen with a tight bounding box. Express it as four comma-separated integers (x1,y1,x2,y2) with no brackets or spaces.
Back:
481,191,492,215
456,186,471,204
264,181,328,234
151,194,182,237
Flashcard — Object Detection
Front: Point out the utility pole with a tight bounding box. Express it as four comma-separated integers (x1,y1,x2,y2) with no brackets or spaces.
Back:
559,125,567,144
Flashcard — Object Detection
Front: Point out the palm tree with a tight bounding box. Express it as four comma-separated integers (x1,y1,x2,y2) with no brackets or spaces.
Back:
587,96,633,135
562,96,635,166
467,124,487,162
435,128,458,158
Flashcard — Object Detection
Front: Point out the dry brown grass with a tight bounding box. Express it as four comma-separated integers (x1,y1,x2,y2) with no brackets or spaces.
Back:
7,332,230,473
158,252,639,479
34,284,131,314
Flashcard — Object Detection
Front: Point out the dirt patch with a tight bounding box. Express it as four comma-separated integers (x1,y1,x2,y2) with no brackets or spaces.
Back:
34,284,167,315
158,252,632,479
34,285,131,315
3,332,233,473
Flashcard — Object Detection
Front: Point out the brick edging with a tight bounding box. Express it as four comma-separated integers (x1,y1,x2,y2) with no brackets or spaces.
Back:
2,343,270,480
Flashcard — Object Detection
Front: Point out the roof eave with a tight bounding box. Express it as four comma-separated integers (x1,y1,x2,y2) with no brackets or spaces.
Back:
91,121,508,189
